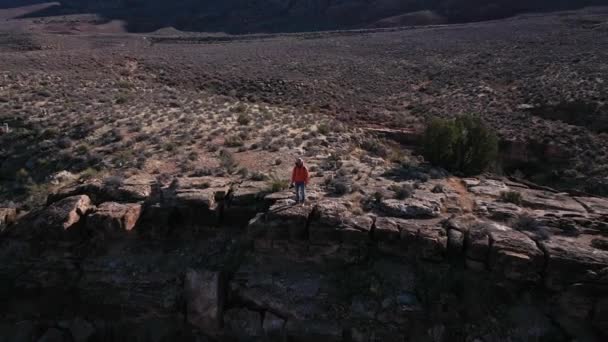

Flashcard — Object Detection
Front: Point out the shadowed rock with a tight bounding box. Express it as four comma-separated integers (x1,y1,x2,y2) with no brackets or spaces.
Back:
87,202,142,237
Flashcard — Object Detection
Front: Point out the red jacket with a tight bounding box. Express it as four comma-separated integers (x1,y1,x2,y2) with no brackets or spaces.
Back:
291,165,309,184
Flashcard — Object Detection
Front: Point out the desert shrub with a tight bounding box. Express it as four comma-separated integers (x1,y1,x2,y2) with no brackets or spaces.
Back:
237,113,251,125
80,167,100,180
373,191,384,203
103,176,124,187
224,135,244,147
75,144,90,155
238,167,249,177
361,139,389,158
188,151,199,161
317,122,330,135
115,94,129,104
15,168,30,183
267,174,289,193
511,214,547,239
389,184,414,200
219,149,236,172
164,143,176,152
250,171,268,181
422,115,498,175
321,153,342,171
500,191,523,205
431,184,444,193
191,167,214,177
328,177,351,196
235,103,248,112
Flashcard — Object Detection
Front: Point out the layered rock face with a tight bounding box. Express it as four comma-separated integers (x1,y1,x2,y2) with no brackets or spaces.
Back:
1,174,607,341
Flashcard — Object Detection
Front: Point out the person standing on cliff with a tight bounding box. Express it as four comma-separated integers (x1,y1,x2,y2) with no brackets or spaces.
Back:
291,158,309,204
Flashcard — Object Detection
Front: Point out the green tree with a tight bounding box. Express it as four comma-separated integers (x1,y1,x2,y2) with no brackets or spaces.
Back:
423,115,498,175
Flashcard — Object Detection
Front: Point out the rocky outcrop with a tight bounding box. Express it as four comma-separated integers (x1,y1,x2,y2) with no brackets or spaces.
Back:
0,207,17,231
86,202,142,237
47,174,155,205
185,269,225,334
1,174,608,341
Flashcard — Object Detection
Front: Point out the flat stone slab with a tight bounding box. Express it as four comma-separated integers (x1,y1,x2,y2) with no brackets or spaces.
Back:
520,189,586,213
468,179,510,197
575,196,608,216
378,191,443,219
37,195,92,232
87,202,142,235
541,235,608,291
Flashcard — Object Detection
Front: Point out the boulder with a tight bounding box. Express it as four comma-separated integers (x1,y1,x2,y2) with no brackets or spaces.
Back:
224,181,268,226
164,177,232,226
185,269,225,333
308,200,373,246
485,223,544,282
374,217,401,242
224,308,263,339
475,199,523,221
249,199,314,243
399,220,447,261
47,174,156,205
520,189,586,213
575,196,608,215
375,217,446,260
47,179,104,205
110,174,156,202
87,202,142,236
465,223,491,270
447,228,464,255
468,179,509,196
0,207,17,231
541,236,608,291
26,195,92,237
378,193,442,219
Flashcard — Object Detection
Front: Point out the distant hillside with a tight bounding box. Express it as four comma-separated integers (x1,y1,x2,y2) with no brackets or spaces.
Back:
26,0,608,33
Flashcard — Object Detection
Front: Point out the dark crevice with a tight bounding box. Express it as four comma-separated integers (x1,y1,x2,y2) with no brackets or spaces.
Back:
485,233,494,271
533,238,550,284
368,215,377,241
303,205,318,241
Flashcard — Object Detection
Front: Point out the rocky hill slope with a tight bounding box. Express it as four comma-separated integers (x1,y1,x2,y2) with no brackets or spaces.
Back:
1,169,608,341
21,0,608,33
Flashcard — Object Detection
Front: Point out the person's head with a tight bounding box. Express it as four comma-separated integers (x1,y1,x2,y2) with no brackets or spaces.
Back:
295,158,304,167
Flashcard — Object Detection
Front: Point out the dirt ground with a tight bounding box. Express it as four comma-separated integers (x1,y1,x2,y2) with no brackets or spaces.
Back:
1,3,608,207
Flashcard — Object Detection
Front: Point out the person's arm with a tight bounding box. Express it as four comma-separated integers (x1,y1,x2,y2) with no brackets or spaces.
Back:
304,167,310,185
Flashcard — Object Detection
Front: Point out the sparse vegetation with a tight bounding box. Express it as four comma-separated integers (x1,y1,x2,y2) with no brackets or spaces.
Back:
267,174,289,193
422,115,498,175
500,191,523,205
388,183,414,200
237,113,251,125
218,149,237,172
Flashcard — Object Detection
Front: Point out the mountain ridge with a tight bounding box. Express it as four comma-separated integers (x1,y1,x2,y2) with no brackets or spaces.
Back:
15,0,608,33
